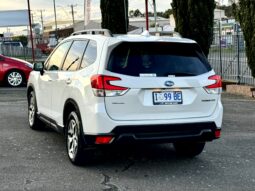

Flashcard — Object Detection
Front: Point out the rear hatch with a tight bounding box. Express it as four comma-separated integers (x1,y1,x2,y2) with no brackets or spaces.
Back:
103,42,220,121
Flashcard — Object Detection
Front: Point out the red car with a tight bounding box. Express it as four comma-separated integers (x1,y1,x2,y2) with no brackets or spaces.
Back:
0,54,33,87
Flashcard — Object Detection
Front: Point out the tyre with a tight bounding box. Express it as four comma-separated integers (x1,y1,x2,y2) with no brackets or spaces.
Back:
66,110,92,165
28,91,44,130
173,142,205,157
5,70,24,87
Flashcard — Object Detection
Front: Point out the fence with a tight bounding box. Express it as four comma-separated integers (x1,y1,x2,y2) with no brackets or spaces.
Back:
208,32,255,86
0,45,42,61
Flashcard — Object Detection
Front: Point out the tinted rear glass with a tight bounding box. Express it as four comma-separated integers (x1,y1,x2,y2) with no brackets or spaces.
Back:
107,42,211,77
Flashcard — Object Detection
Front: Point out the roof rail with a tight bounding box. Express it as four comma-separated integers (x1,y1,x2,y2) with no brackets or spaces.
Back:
71,29,113,37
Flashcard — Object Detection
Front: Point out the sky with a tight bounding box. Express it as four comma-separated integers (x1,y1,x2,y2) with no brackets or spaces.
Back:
0,0,230,12
0,0,172,22
0,0,172,33
0,0,229,33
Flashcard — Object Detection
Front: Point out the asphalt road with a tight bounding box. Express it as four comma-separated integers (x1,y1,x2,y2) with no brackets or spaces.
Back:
0,88,255,191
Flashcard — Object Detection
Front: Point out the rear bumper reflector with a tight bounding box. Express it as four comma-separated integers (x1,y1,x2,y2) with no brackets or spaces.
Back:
95,136,114,144
215,130,221,138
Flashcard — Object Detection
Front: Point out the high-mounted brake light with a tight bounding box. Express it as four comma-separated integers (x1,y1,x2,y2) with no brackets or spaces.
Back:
91,75,129,97
204,75,222,94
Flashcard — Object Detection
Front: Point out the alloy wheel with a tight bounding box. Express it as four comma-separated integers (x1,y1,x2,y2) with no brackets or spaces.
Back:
67,118,79,160
8,72,23,87
28,94,35,126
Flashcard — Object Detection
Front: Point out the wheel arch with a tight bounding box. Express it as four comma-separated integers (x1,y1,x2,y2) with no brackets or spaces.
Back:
27,84,35,101
63,98,82,132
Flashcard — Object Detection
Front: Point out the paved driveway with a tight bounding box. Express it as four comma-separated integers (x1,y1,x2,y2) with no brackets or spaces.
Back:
0,88,255,191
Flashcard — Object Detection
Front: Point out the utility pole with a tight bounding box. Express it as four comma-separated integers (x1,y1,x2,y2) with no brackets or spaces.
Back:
145,0,149,31
85,0,91,27
31,13,34,25
152,0,157,32
27,0,35,62
53,0,58,42
69,4,77,27
219,20,223,77
123,0,128,33
40,10,44,34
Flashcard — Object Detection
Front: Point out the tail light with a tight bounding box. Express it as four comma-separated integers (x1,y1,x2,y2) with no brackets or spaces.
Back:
204,75,222,94
91,75,129,97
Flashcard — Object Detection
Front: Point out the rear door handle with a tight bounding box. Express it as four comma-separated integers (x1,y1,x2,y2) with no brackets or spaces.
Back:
66,78,72,85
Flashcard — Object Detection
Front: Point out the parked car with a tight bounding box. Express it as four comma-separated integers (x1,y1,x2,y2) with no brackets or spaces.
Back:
2,41,23,48
27,29,223,165
36,43,49,54
0,54,33,87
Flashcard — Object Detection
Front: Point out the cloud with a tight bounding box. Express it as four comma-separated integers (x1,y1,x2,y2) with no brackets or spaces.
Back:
129,0,172,12
0,0,27,10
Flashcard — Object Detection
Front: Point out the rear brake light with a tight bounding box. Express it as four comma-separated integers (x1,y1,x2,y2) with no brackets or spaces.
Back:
204,75,222,94
91,75,129,97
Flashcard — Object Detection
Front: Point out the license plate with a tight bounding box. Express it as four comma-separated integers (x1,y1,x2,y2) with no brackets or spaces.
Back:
153,91,183,105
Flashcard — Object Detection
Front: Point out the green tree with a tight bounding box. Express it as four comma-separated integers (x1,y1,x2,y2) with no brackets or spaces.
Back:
12,35,28,46
216,5,234,18
147,12,154,17
233,0,255,77
129,10,134,17
134,9,142,17
171,0,215,57
162,9,173,18
100,0,129,34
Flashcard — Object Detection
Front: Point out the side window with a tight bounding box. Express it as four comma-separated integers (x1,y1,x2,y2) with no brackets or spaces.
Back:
45,41,72,71
62,40,88,71
81,40,97,68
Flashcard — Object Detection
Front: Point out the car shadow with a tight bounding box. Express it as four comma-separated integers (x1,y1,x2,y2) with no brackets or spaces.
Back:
33,128,214,173
84,143,211,170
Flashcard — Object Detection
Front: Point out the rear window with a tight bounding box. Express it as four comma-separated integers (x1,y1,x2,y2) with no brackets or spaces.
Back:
107,42,211,77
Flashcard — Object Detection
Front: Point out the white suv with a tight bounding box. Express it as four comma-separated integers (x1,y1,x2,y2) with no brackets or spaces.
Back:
27,29,223,165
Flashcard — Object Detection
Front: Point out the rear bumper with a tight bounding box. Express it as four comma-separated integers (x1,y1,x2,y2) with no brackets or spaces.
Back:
84,122,220,145
81,99,223,135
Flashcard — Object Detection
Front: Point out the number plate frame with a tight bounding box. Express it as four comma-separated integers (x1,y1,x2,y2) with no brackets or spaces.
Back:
152,91,183,105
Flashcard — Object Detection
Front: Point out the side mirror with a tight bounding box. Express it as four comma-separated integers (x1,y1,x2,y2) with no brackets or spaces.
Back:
33,62,44,75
